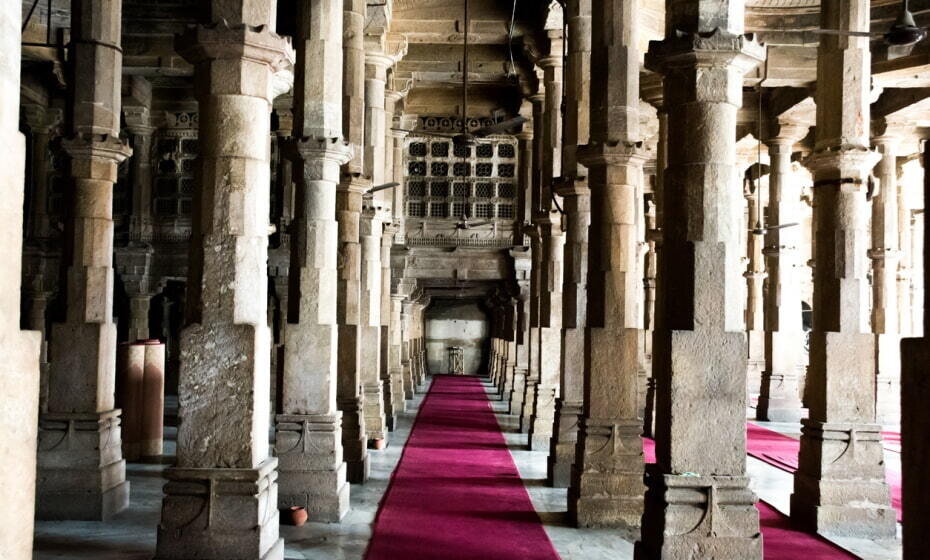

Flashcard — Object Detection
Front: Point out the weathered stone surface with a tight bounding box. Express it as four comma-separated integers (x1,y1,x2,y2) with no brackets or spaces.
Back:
639,11,764,554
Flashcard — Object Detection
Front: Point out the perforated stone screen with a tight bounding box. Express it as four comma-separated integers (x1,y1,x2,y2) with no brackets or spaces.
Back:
404,131,518,223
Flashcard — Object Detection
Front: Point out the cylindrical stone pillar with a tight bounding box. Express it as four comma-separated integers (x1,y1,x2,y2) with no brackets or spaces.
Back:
117,343,145,461
140,339,165,458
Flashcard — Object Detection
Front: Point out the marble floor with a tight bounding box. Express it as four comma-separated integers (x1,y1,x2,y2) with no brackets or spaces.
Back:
33,375,902,560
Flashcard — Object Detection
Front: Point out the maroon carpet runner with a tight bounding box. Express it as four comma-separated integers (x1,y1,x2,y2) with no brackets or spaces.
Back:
746,422,902,521
366,375,559,560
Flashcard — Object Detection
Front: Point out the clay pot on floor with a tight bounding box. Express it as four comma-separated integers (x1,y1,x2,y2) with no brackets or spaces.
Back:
282,506,308,527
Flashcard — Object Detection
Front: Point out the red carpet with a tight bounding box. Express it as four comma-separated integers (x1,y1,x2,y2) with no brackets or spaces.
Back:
366,375,559,560
642,436,856,559
747,422,902,521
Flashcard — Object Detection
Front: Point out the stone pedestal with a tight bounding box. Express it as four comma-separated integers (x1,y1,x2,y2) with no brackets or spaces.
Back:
37,411,130,520
156,459,283,560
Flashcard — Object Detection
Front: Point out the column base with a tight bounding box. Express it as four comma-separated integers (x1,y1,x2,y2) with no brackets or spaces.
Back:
389,370,406,418
636,469,761,560
509,369,526,416
362,382,388,443
527,384,557,451
569,420,644,528
274,413,350,522
338,397,369,484
756,370,806,422
547,400,582,488
37,410,129,520
519,379,537,433
791,419,896,538
402,362,414,400
155,458,282,560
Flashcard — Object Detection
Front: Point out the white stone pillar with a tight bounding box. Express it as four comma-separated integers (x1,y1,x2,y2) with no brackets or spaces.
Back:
871,126,904,424
156,3,294,558
41,0,133,521
789,0,896,538
359,207,385,445
758,123,808,422
549,0,591,489
641,2,765,555
274,0,352,523
0,4,42,556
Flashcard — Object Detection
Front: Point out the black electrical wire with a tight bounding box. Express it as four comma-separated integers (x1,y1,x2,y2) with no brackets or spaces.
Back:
22,0,42,32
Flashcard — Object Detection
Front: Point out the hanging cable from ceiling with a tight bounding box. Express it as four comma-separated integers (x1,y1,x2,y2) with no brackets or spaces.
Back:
507,0,518,77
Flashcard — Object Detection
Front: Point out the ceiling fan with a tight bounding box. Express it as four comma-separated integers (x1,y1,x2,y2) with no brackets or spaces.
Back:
748,0,927,56
456,218,495,230
391,0,526,146
367,182,399,194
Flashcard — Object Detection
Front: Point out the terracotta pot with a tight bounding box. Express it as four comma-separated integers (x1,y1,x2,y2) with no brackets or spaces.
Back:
283,506,308,527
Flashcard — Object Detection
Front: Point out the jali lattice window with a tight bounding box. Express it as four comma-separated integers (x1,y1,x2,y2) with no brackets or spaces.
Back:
404,126,518,222
153,132,198,222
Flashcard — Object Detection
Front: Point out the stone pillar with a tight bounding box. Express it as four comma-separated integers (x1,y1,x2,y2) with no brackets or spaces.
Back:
898,161,915,336
125,116,155,239
388,292,406,418
901,139,930,560
155,3,293,557
381,224,399,430
359,207,386,446
548,0,590,489
401,299,415,398
22,104,60,239
745,172,767,386
0,4,42,556
871,126,904,424
528,33,565,451
336,0,371,483
128,294,152,342
389,125,408,243
639,2,765,555
41,0,133,521
757,123,808,422
273,0,352,523
789,0,896,538
568,0,647,529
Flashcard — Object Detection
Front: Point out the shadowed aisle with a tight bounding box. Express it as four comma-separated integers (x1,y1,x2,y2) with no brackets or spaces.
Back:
366,374,559,560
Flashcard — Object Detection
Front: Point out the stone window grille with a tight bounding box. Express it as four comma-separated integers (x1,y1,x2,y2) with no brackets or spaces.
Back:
404,126,518,224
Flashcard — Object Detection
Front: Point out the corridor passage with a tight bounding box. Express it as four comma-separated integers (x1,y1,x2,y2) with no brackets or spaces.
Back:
366,375,560,560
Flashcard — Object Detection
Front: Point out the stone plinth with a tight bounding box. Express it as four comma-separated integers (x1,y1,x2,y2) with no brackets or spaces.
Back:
36,411,129,520
155,459,283,560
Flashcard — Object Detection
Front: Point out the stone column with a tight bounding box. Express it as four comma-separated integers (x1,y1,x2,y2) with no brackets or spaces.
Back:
640,2,765,555
41,0,133,521
125,115,155,239
359,206,386,446
22,104,60,239
745,172,767,385
789,0,896,538
401,299,415,397
568,0,647,529
389,125,408,243
388,291,406,417
336,0,371,483
381,224,399,429
155,3,293,558
128,295,151,342
871,125,904,424
528,34,565,451
273,0,352,523
0,4,42,556
901,139,930,560
548,0,590,489
757,123,808,422
898,160,914,336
